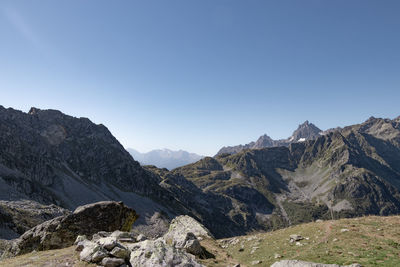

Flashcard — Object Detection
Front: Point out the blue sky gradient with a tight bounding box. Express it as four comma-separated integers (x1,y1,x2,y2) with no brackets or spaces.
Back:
1,0,400,155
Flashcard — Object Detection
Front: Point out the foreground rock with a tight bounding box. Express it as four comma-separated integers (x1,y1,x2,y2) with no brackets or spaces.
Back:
76,229,204,267
128,238,203,267
164,215,213,241
3,201,137,257
75,215,211,266
163,215,213,256
77,234,131,266
271,260,362,267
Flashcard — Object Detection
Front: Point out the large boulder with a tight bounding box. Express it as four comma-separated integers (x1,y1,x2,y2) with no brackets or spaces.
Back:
3,201,137,257
271,260,362,267
128,238,204,267
164,215,213,241
163,215,213,256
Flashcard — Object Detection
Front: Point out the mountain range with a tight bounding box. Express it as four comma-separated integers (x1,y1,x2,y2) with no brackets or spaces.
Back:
127,148,204,170
216,120,324,155
1,105,400,241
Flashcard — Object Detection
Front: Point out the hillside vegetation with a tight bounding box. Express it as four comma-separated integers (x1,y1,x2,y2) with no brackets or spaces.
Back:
202,215,400,267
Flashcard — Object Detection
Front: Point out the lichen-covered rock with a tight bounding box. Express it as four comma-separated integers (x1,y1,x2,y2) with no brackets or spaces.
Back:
74,235,87,245
163,215,212,256
128,238,204,267
136,234,147,242
110,244,130,259
165,215,213,241
91,249,109,263
79,241,102,262
271,260,362,267
3,201,137,257
97,237,118,250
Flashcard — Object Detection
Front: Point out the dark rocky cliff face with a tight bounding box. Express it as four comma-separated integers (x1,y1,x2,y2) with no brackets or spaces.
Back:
0,106,245,238
0,106,178,227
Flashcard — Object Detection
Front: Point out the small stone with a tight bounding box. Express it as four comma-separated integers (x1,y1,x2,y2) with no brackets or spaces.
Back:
184,239,203,255
80,242,101,262
341,229,350,233
250,247,259,254
110,230,131,239
91,249,108,263
110,245,130,259
289,234,303,242
101,257,125,267
333,238,338,242
136,234,147,242
274,253,282,259
97,237,118,250
75,241,86,252
295,242,303,246
118,238,136,243
74,235,87,245
316,219,323,223
251,260,262,265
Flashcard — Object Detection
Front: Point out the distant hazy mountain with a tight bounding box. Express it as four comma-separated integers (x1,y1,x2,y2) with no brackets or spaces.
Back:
127,148,204,170
216,120,322,155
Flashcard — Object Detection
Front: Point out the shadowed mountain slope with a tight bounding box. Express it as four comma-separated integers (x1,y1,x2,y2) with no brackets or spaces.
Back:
0,106,247,238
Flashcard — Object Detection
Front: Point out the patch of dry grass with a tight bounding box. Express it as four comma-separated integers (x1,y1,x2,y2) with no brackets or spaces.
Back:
0,246,94,267
222,215,400,267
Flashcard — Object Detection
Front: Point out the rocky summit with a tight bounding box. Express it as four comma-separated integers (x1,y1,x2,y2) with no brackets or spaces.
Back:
216,120,322,156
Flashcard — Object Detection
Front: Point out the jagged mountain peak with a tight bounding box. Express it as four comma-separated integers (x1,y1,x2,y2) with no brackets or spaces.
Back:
28,107,40,115
216,121,323,155
254,134,274,148
290,120,322,141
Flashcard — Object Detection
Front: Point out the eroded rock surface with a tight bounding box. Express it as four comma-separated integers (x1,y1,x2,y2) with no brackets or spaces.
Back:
128,238,203,267
0,200,69,240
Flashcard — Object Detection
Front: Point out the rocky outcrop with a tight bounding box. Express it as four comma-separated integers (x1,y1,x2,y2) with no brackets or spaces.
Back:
76,234,132,266
128,238,203,267
3,201,137,257
164,215,213,241
271,260,361,267
163,215,213,256
75,216,208,267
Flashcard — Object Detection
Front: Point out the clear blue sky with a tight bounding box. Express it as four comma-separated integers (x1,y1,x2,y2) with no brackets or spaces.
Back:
1,0,400,156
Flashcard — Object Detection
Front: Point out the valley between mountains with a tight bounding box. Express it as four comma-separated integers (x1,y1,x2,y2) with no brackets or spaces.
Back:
0,105,400,266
